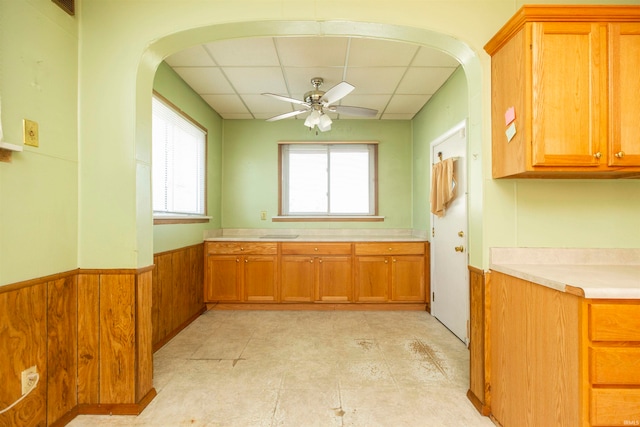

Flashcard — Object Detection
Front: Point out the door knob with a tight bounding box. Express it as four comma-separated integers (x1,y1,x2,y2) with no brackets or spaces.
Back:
454,245,464,252
458,231,464,237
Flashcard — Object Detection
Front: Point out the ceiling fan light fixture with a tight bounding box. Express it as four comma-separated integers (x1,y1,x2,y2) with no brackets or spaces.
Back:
318,113,332,132
304,110,321,128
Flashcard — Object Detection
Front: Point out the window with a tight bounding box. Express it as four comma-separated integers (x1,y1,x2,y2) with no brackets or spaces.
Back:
279,142,378,219
152,93,207,222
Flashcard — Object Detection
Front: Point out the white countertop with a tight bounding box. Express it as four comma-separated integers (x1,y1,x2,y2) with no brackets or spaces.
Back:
204,228,428,243
490,248,640,299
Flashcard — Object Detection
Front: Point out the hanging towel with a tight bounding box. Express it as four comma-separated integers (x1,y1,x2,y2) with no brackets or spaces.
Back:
430,158,456,217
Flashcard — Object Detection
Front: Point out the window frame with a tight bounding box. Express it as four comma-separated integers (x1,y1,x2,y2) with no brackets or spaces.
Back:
152,91,209,225
276,141,382,222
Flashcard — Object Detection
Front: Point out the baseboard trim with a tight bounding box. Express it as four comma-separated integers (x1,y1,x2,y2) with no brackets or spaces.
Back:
466,389,490,416
77,388,157,416
207,302,428,311
153,305,206,353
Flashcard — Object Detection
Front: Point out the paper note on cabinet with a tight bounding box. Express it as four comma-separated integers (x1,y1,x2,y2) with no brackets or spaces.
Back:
505,122,516,142
504,106,515,126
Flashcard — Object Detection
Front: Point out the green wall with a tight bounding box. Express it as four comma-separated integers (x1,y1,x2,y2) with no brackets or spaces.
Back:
221,119,413,229
2,0,639,288
412,67,469,233
0,0,78,286
152,62,223,253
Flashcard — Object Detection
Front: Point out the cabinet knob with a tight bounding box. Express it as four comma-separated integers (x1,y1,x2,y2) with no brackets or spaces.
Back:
240,247,244,251
319,259,323,263
244,259,248,263
614,151,625,158
393,258,397,262
384,259,388,264
236,258,240,262
388,247,393,251
310,259,314,263
593,152,602,159
455,245,465,253
314,247,318,251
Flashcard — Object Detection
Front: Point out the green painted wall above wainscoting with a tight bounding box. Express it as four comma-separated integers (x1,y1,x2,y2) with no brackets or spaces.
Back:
221,119,413,230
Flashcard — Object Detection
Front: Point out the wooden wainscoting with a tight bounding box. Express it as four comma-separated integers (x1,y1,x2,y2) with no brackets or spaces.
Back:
152,243,205,352
0,267,156,427
467,266,491,416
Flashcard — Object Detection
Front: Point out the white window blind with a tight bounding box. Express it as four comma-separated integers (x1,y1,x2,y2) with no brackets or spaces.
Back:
152,95,206,215
282,144,376,215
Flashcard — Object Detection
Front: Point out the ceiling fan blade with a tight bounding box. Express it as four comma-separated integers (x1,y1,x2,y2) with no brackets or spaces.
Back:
265,109,310,122
262,93,308,106
320,81,355,105
331,105,378,117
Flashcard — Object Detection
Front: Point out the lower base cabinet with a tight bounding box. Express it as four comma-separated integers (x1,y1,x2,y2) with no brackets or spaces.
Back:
485,271,640,427
205,241,429,305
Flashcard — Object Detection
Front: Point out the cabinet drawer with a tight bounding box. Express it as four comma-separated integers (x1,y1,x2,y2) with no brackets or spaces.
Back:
281,242,352,255
590,303,640,342
206,242,277,255
590,347,640,385
590,388,640,426
354,242,425,256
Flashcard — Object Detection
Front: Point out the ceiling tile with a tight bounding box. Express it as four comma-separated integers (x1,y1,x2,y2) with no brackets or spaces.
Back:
413,47,460,67
165,45,215,67
223,67,287,94
345,67,406,94
339,94,391,113
172,67,234,94
381,113,417,120
242,94,299,114
396,67,456,94
201,94,249,114
205,37,280,66
276,37,349,67
348,38,418,67
386,94,432,113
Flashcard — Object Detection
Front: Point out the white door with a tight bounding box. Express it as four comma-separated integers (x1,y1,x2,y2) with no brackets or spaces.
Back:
430,121,469,344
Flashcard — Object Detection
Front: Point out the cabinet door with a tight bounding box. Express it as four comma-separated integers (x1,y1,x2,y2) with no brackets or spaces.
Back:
390,255,425,302
317,256,352,302
243,255,277,302
609,23,640,166
531,22,606,167
280,256,314,302
355,256,389,302
205,255,241,302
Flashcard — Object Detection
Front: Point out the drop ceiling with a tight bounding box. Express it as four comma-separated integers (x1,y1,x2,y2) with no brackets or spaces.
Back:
164,36,460,121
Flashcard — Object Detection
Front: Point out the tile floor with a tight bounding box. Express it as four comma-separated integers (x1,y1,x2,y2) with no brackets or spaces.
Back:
68,310,495,426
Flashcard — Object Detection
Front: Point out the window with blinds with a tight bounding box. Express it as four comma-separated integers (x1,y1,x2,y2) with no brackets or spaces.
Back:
152,94,206,216
280,143,377,216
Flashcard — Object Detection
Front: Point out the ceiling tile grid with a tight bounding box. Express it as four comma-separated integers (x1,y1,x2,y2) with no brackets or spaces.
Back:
165,36,459,122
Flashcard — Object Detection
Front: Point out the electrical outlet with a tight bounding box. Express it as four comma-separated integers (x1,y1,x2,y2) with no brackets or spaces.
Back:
260,211,267,221
21,366,37,395
23,119,39,147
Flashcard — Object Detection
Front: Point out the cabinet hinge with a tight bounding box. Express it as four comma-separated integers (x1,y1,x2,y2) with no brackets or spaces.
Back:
431,227,435,238
432,292,435,302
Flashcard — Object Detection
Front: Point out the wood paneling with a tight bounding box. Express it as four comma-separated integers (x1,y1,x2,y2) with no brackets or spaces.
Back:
47,276,78,424
153,244,205,351
99,274,136,404
136,270,154,401
77,274,100,404
468,267,490,416
0,283,47,427
490,272,581,427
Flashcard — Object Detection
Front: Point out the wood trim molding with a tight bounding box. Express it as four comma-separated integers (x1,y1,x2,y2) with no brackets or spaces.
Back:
77,389,157,416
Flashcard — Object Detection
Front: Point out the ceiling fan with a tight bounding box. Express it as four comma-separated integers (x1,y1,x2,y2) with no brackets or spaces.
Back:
262,77,378,132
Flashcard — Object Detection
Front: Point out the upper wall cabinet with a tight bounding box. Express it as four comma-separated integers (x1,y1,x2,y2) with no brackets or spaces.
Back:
484,6,640,178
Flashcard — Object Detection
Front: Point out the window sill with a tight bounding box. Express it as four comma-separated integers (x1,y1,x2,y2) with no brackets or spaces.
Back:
272,215,385,223
153,215,211,225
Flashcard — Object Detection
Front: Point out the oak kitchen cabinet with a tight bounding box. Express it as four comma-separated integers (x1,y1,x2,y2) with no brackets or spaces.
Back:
476,248,640,427
354,242,426,302
484,5,640,178
205,242,278,302
280,243,352,302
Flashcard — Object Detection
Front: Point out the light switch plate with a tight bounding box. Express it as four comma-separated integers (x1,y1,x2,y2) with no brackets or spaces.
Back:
23,119,39,147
